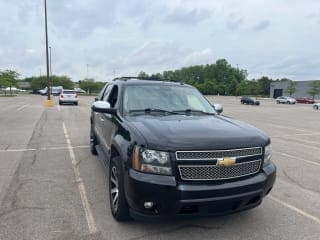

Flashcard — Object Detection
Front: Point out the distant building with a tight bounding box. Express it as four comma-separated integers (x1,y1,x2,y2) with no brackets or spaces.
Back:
270,80,320,99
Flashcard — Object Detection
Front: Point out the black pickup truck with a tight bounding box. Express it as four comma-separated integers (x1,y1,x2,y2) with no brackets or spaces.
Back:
90,77,276,221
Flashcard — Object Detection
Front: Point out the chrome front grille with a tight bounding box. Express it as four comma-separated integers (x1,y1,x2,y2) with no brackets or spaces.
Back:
178,160,262,181
176,147,262,160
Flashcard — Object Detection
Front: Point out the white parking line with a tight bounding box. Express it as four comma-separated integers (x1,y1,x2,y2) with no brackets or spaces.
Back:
275,152,320,167
269,195,320,225
57,104,61,112
0,145,89,153
266,123,312,133
17,104,29,111
273,138,320,151
276,137,320,146
273,133,320,138
62,122,97,234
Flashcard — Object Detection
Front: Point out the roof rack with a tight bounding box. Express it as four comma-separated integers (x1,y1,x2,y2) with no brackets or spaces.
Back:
112,77,140,81
112,77,185,84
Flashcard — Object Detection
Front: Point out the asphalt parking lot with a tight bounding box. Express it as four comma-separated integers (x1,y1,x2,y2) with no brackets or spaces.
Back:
0,95,319,240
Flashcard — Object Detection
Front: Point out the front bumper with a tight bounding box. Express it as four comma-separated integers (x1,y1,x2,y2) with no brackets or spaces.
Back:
125,162,276,220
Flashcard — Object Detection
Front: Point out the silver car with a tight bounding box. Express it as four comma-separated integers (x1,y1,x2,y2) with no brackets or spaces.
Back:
59,90,78,105
276,96,296,104
313,103,320,110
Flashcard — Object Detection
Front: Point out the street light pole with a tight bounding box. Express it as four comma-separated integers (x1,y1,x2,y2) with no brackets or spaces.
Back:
49,46,52,91
44,0,50,101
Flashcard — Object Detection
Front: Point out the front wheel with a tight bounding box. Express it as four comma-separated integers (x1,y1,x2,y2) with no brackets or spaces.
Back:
314,105,319,110
109,157,130,221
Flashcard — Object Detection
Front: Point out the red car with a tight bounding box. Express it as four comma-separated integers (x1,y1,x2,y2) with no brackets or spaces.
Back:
296,97,315,104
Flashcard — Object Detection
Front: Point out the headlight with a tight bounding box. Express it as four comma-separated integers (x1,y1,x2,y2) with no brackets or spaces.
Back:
264,144,272,166
133,147,172,175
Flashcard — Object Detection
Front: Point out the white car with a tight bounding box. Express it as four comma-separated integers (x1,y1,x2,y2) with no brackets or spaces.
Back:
74,87,86,94
59,90,78,105
313,103,320,110
276,96,296,104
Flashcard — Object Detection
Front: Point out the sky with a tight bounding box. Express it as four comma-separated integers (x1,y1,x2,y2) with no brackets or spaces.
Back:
1,0,320,81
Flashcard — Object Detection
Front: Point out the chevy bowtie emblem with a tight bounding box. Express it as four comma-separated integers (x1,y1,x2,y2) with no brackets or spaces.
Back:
216,157,236,167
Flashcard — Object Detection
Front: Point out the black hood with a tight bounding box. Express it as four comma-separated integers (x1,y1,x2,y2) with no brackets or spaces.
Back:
126,114,269,151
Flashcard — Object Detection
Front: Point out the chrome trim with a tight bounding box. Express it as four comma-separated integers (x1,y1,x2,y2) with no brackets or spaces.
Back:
178,159,262,181
175,147,262,160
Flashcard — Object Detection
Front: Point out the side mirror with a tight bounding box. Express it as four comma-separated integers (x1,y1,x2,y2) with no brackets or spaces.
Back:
94,97,99,102
92,101,116,114
213,104,223,114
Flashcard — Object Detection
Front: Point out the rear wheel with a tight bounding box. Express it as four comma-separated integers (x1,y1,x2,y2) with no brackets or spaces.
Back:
109,156,130,221
90,126,98,155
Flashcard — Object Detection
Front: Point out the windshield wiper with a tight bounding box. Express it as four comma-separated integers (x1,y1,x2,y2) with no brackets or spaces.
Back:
128,108,179,115
173,109,216,115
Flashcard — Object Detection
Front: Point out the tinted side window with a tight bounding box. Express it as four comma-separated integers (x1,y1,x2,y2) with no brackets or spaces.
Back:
107,86,119,108
102,85,113,101
98,84,108,100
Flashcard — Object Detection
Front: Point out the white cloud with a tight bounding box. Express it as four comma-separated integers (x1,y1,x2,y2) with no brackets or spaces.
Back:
0,0,320,80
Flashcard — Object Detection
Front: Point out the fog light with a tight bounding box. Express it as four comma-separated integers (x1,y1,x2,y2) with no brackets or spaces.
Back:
144,201,154,209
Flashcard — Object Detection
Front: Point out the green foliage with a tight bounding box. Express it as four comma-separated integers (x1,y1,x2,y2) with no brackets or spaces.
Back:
308,81,320,99
286,81,297,96
138,71,149,79
236,80,259,96
139,59,250,95
30,75,74,90
0,70,20,88
79,79,105,93
257,76,272,95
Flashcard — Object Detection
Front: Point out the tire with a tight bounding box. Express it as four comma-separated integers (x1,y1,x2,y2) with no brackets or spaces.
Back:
109,156,130,221
59,101,62,105
276,101,280,104
90,126,98,155
314,105,319,110
287,101,291,104
74,102,78,106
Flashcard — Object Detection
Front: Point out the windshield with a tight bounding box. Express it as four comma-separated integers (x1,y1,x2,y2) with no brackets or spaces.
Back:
123,85,215,114
63,91,75,94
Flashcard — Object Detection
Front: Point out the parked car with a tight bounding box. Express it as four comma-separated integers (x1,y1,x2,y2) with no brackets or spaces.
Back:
313,103,320,110
276,96,296,104
90,77,276,221
296,97,315,104
39,86,63,96
59,90,78,105
240,96,260,105
74,87,86,94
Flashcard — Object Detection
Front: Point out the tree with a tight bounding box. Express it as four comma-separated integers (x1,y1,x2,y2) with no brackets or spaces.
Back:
308,81,320,99
236,80,258,96
286,81,297,96
30,75,74,91
0,70,20,95
257,76,272,96
138,71,149,79
79,80,105,94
